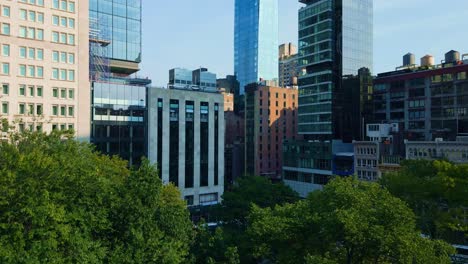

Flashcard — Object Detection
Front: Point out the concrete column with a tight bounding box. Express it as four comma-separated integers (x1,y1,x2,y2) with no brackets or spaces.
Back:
193,98,201,205
208,99,215,187
162,94,170,184
178,98,186,191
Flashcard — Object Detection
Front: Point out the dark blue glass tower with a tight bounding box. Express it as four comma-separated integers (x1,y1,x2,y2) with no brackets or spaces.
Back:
234,0,279,94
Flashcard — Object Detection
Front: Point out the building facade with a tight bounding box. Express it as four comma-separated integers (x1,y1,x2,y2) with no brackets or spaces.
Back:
245,82,298,180
283,0,373,196
148,86,225,207
89,0,141,75
373,51,468,141
234,0,279,94
89,0,151,166
406,139,468,163
279,43,298,88
0,0,90,139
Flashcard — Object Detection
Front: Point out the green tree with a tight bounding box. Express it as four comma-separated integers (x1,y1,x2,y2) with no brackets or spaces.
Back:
381,160,468,243
247,177,455,264
0,131,193,263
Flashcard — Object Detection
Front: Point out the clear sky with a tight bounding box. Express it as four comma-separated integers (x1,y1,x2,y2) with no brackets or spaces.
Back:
140,0,468,86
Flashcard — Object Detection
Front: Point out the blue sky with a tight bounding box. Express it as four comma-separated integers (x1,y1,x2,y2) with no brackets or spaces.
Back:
140,0,468,86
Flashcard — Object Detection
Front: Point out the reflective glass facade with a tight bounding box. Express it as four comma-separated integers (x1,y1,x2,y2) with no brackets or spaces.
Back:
89,0,141,63
91,80,148,166
297,0,373,137
234,0,278,94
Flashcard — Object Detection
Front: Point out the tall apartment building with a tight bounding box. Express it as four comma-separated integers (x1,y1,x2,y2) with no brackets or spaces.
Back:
0,0,90,139
279,43,298,88
148,69,224,206
283,0,373,197
373,51,468,141
89,0,151,166
234,0,279,94
245,81,298,180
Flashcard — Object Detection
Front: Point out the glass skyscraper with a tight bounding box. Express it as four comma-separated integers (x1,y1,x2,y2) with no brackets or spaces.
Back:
297,0,373,137
89,0,142,74
283,0,373,197
234,0,279,94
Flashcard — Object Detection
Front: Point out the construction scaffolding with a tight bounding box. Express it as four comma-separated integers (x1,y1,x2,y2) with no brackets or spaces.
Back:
89,17,111,81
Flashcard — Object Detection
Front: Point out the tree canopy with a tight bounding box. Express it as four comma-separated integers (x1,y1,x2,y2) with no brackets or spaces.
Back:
381,160,468,243
0,131,193,263
247,177,455,264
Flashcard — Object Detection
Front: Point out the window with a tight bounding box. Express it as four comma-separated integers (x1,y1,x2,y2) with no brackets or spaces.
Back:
68,70,74,81
60,17,67,27
19,47,26,58
37,29,43,40
52,88,58,98
52,105,58,115
60,89,66,98
28,10,36,21
37,86,43,97
2,6,10,17
60,106,66,116
52,15,59,26
2,44,9,56
37,13,44,23
37,66,43,78
60,52,66,62
27,27,35,39
53,0,59,9
60,33,66,43
68,89,74,99
60,0,67,11
68,106,74,117
67,34,74,45
19,85,25,96
36,104,42,115
52,68,58,79
28,48,35,59
2,63,9,75
37,49,43,60
68,2,75,12
19,104,25,115
1,23,10,35
52,51,59,62
2,84,9,95
60,69,66,80
1,102,8,114
68,53,74,64
20,9,27,20
19,26,27,38
68,18,75,28
28,86,34,96
28,65,35,77
52,32,59,42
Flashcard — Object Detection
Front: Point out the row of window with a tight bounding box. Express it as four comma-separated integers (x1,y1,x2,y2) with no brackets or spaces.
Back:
51,31,75,45
52,68,75,81
356,147,377,155
19,46,44,60
0,84,74,100
52,0,76,13
4,103,74,117
52,51,74,64
20,9,44,23
52,15,75,28
356,159,377,168
51,104,74,117
19,0,45,7
0,63,75,81
19,26,44,40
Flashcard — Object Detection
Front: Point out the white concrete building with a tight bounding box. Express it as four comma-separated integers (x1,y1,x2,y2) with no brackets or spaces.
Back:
0,0,90,140
148,86,225,206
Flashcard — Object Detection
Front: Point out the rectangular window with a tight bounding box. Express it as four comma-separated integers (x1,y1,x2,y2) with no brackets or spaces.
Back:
68,106,74,116
60,17,67,27
52,51,59,62
19,47,26,58
52,105,58,115
2,44,10,56
20,9,27,20
36,29,43,40
68,89,74,99
60,89,66,98
68,53,75,64
28,65,35,77
28,10,36,21
28,48,35,59
2,6,10,17
52,68,58,79
60,0,67,10
68,2,75,12
52,32,59,42
27,27,35,39
60,33,66,43
60,106,66,116
60,52,66,63
37,66,43,78
37,13,44,23
52,88,58,98
19,26,27,38
19,104,25,115
2,84,9,95
53,0,59,9
1,23,10,35
68,18,75,28
2,63,9,75
67,34,75,45
52,15,59,26
37,86,43,97
60,69,66,80
19,65,26,77
68,70,74,81
19,85,25,96
1,102,8,114
37,49,43,60
28,86,34,97
36,104,42,115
